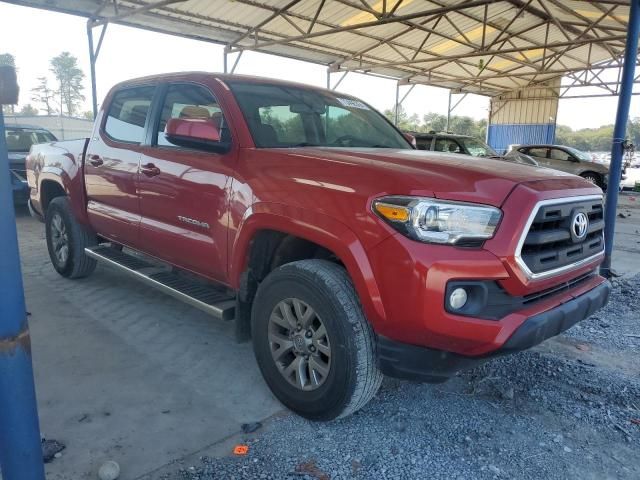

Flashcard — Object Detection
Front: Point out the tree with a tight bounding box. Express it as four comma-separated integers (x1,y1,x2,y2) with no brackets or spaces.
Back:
49,52,85,116
0,53,16,114
382,105,421,132
31,76,57,115
19,104,38,116
422,112,447,133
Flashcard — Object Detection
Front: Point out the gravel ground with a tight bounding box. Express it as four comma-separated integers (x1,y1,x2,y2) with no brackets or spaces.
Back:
565,275,640,356
162,277,640,480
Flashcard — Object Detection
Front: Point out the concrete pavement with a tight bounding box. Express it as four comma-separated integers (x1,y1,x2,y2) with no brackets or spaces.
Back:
14,207,281,480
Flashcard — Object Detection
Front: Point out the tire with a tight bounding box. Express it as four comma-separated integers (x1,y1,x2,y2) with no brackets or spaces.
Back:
251,260,382,421
45,196,97,279
580,172,603,188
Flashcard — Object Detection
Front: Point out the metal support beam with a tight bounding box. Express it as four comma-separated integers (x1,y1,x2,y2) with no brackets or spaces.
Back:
445,90,452,131
230,50,243,74
0,99,46,480
392,82,416,125
92,0,186,26
87,19,108,119
394,82,400,125
449,92,468,115
602,0,640,277
327,70,348,90
87,23,98,118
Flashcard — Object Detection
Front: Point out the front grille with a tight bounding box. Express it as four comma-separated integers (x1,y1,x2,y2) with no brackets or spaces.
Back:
519,197,604,276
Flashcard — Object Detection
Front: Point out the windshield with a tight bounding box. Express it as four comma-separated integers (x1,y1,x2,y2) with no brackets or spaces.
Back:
5,128,57,152
460,137,498,157
228,81,410,149
565,146,591,161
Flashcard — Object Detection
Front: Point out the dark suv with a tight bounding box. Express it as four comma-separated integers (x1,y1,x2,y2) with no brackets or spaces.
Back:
5,124,57,205
411,131,537,165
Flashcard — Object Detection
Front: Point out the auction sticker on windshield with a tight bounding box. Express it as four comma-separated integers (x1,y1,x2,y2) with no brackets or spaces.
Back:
337,98,369,110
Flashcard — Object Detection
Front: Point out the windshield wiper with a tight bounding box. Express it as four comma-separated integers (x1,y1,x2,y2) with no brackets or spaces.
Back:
288,142,320,147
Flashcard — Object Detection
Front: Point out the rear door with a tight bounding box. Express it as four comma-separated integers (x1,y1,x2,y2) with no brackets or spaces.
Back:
415,136,433,151
434,137,464,154
521,146,549,166
137,82,236,282
548,147,577,173
85,85,155,247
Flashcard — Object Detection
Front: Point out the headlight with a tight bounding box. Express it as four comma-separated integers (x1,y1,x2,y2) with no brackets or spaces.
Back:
373,196,502,245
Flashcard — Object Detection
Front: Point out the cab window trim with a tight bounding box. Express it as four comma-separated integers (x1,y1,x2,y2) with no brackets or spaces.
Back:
101,83,157,146
148,81,231,154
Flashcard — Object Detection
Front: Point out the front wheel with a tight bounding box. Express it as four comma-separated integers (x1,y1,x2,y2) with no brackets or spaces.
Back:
252,260,382,421
45,196,97,279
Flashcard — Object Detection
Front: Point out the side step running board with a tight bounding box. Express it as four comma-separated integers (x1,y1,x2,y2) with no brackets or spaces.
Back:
85,246,235,321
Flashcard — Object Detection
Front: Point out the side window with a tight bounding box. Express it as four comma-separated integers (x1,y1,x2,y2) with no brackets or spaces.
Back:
104,86,155,143
527,147,548,158
415,136,433,151
258,105,304,145
549,148,571,161
434,138,463,154
156,83,227,147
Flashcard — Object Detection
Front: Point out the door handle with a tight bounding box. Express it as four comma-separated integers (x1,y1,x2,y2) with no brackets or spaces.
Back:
140,163,161,177
88,155,103,167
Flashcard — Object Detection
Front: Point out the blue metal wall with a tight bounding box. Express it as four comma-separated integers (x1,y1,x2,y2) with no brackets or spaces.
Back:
487,123,556,154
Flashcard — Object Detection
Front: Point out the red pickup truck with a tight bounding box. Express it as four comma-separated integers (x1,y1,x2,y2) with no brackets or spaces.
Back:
26,72,610,420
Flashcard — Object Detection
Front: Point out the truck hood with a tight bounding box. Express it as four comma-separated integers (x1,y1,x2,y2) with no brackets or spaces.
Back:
276,147,579,207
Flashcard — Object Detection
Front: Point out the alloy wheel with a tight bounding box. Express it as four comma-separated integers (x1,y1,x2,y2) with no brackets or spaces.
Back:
50,213,70,266
268,298,331,391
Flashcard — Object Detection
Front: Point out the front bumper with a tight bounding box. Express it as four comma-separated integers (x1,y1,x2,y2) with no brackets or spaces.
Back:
10,169,29,205
377,280,611,382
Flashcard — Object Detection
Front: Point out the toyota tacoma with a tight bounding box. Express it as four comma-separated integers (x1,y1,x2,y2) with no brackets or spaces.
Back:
26,73,610,420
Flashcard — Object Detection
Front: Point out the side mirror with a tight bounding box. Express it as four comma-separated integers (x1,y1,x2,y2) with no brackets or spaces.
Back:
403,132,417,148
165,118,229,153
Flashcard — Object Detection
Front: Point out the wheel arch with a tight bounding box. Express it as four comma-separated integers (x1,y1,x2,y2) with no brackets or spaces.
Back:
230,203,387,328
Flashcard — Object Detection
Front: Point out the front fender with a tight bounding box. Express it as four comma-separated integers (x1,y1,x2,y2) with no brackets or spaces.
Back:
229,202,387,328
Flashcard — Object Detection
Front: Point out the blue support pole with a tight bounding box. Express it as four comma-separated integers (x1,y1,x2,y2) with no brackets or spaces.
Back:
0,109,46,477
602,0,640,277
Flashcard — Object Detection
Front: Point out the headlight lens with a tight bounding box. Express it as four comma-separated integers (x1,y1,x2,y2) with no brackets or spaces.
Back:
373,196,502,245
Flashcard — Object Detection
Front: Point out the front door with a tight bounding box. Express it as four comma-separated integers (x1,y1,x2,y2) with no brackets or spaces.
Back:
85,85,156,247
138,82,236,283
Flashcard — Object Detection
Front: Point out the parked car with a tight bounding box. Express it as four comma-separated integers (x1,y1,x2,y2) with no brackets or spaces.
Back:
511,144,612,188
27,73,610,420
4,124,57,205
411,131,538,165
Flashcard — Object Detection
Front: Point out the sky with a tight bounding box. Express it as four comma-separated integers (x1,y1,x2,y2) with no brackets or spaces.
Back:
0,2,637,130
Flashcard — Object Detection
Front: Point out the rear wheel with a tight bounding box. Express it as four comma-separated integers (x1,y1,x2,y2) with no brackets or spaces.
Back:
45,196,97,278
252,260,382,420
580,172,603,188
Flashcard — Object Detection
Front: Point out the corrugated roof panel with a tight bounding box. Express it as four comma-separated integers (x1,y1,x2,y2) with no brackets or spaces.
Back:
6,0,635,97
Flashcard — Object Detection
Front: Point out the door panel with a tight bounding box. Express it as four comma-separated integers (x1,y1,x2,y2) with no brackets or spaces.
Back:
548,148,575,173
524,147,549,166
85,85,155,247
138,83,235,283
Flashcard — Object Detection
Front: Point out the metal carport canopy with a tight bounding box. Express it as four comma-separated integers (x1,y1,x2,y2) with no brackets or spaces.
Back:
5,0,636,97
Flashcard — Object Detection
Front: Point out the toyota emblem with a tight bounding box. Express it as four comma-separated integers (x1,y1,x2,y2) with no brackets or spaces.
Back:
572,212,589,241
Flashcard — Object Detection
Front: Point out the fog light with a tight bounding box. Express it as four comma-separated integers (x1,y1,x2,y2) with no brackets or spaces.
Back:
449,288,468,310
